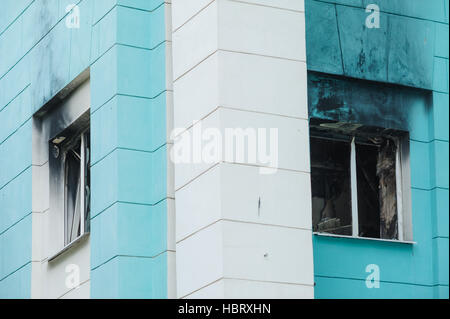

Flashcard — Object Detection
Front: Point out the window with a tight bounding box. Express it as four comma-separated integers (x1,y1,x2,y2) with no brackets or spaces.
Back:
49,113,90,248
310,120,411,241
59,130,90,245
33,74,91,261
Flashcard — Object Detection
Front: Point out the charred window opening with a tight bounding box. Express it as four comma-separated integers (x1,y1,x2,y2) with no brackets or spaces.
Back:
356,139,398,239
35,75,91,261
311,137,352,236
49,114,90,247
310,120,408,241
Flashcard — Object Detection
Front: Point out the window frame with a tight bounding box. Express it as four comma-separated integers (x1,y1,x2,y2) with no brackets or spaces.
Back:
310,122,414,243
59,128,90,247
47,113,91,261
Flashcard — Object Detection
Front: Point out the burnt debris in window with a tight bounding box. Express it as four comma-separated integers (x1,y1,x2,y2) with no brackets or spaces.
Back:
376,138,398,239
310,137,352,236
310,120,403,240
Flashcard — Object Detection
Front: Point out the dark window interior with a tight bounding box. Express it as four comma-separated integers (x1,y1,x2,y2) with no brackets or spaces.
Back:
356,142,380,238
310,137,352,236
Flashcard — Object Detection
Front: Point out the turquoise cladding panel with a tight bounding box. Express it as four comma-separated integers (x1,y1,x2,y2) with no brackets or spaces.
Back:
90,201,169,269
90,254,168,299
306,0,449,299
0,118,32,299
1,0,169,298
305,0,436,89
315,276,435,299
89,0,170,298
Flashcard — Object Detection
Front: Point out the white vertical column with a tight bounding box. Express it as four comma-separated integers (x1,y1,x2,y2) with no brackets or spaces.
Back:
172,0,314,299
165,1,177,299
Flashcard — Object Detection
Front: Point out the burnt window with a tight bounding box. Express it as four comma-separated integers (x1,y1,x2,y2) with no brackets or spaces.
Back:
50,115,90,247
310,121,410,241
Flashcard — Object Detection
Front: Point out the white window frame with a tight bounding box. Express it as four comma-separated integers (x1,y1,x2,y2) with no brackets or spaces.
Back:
47,116,90,262
60,128,90,247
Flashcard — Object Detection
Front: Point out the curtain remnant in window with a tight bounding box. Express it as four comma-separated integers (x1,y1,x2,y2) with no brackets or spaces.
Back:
376,138,398,239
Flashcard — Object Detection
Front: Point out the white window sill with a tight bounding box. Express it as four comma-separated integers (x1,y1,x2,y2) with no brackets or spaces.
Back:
313,232,415,245
48,232,90,262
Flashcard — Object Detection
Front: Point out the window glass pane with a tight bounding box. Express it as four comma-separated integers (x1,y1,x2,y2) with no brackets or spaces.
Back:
311,137,352,235
65,139,81,245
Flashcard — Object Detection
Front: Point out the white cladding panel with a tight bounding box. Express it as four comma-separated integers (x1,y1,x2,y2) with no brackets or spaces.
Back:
172,0,311,298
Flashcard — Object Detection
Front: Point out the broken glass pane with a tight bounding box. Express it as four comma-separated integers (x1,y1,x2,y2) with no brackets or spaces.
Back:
311,137,352,235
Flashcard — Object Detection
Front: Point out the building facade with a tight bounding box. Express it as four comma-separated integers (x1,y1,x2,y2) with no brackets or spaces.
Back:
0,0,448,299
